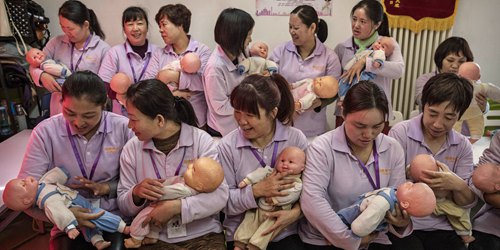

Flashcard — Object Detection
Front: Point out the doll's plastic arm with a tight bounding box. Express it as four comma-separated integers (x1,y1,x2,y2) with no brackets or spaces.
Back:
238,59,250,75
299,93,316,110
351,195,390,237
237,65,247,75
290,79,308,89
238,178,251,188
40,166,70,184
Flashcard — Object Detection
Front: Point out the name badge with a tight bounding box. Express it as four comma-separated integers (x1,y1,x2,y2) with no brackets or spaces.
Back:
167,215,187,238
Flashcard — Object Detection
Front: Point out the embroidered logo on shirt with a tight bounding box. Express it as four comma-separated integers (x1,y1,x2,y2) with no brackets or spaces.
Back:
312,65,326,72
105,147,118,153
379,168,391,175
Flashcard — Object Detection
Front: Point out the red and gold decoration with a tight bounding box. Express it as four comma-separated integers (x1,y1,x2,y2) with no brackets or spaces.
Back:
382,0,459,33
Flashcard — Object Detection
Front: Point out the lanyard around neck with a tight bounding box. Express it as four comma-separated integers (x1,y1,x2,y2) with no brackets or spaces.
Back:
70,34,92,71
149,147,187,179
66,113,107,180
250,142,279,168
354,141,380,190
124,42,151,83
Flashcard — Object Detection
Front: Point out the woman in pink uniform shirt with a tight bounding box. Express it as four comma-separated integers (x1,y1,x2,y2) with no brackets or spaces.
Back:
218,74,308,250
299,81,411,250
19,71,133,249
270,5,341,137
98,6,158,115
142,4,211,128
29,0,109,117
117,79,228,249
204,8,255,137
333,0,404,133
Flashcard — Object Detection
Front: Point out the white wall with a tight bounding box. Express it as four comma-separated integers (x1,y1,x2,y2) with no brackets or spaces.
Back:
37,0,500,83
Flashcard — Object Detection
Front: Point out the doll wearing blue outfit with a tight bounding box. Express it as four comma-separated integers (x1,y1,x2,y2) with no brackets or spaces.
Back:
3,167,129,250
338,36,395,98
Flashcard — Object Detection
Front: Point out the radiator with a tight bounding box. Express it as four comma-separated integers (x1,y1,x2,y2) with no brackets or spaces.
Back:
390,28,453,118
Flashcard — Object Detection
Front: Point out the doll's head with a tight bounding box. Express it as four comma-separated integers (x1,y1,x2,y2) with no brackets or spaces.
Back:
184,157,224,193
2,176,39,211
372,37,396,58
26,48,46,67
396,182,436,217
110,72,132,105
312,76,339,99
249,41,269,58
410,154,438,182
275,146,306,175
472,162,500,194
458,62,481,82
180,53,201,74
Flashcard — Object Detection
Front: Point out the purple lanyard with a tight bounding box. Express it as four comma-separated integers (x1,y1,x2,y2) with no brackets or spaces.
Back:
149,147,187,179
250,142,279,168
70,34,92,72
355,141,380,190
65,114,107,180
124,42,151,83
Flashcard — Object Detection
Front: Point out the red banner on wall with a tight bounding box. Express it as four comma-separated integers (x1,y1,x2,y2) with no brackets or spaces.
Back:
382,0,459,33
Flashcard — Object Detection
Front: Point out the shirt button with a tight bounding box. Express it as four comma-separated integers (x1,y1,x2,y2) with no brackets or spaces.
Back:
83,141,87,144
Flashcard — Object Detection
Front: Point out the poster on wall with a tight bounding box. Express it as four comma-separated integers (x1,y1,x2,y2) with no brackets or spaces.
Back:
256,0,332,16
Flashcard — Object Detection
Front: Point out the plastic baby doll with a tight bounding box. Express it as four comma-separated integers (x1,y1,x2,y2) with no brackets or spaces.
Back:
454,62,500,142
338,36,396,98
109,72,132,106
472,162,500,194
2,167,129,250
290,75,339,112
26,47,72,85
237,41,278,75
410,154,475,243
337,181,436,237
234,146,305,250
124,157,225,248
157,52,201,92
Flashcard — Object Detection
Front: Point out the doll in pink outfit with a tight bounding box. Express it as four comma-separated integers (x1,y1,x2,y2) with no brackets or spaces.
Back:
410,154,475,244
157,52,201,92
124,157,224,248
290,75,339,112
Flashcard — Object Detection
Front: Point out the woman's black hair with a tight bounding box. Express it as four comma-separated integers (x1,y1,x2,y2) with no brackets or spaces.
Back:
155,4,191,33
230,74,295,125
59,0,105,39
61,70,107,106
126,79,197,126
421,73,473,118
351,0,390,37
122,6,149,29
214,8,255,58
434,37,474,70
291,5,328,43
342,80,389,121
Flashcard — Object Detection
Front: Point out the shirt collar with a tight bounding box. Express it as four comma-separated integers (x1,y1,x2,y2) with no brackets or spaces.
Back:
142,123,194,151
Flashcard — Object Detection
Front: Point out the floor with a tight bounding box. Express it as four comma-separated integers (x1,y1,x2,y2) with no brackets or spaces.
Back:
0,210,50,250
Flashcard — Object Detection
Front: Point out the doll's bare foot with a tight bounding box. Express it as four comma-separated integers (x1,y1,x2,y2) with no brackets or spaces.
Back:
94,240,111,250
142,237,158,245
122,226,130,235
124,237,142,248
461,235,475,243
